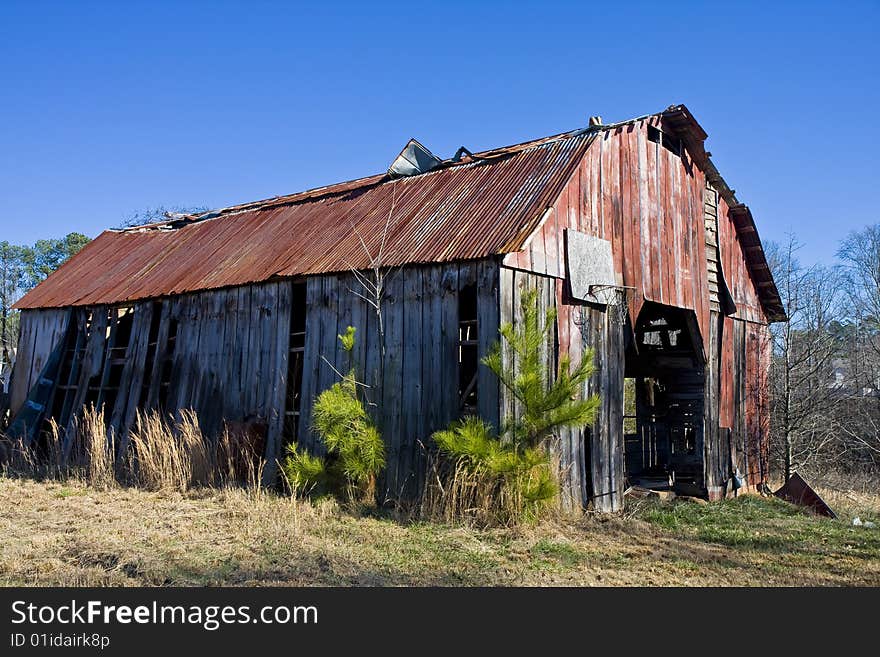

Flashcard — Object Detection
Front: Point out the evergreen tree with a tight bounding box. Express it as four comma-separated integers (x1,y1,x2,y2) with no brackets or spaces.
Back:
282,327,385,503
483,288,600,451
432,288,600,522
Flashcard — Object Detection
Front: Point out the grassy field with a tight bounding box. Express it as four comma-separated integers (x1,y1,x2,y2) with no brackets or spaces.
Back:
1,476,878,586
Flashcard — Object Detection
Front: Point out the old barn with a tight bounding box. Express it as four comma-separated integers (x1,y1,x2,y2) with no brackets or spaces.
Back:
7,105,784,511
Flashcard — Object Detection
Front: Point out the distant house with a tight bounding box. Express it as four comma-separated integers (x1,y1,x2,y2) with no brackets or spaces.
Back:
9,104,784,510
830,356,880,396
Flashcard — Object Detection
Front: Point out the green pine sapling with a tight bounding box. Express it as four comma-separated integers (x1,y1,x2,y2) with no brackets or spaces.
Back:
432,288,599,522
282,326,385,503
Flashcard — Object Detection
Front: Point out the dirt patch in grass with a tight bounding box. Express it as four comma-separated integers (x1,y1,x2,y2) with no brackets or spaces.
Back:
1,477,877,586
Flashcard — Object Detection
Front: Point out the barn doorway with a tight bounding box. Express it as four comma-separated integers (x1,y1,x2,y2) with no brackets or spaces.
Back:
623,302,705,496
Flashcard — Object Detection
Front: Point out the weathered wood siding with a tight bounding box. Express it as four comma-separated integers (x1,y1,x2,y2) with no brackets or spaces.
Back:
500,116,774,497
8,263,502,498
8,308,69,417
163,281,292,479
705,311,772,498
503,117,714,350
9,283,292,480
296,261,500,500
744,321,771,486
498,267,625,512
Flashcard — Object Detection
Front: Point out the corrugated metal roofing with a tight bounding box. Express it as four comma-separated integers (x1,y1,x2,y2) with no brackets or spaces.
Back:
14,105,783,319
16,130,596,309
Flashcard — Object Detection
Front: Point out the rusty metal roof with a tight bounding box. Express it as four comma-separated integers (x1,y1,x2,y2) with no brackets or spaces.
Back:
16,130,596,309
14,105,784,320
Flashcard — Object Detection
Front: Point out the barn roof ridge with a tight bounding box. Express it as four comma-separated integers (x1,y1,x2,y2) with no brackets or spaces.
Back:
118,110,663,234
14,104,783,322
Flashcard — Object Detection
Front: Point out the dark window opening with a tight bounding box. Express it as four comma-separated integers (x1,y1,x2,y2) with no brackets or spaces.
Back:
157,318,178,411
647,124,682,156
283,283,307,443
623,377,637,436
458,284,479,415
94,307,134,416
46,312,87,433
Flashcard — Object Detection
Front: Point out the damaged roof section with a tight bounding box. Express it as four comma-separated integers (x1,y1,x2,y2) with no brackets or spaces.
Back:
16,130,596,309
15,105,783,321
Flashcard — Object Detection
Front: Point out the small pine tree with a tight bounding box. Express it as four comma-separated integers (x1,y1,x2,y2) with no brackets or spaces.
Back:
483,288,600,451
282,327,385,503
431,288,600,523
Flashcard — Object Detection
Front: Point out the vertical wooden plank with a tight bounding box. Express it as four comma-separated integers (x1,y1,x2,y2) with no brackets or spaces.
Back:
240,284,262,418
361,273,381,420
263,281,291,484
400,267,423,498
8,310,36,416
345,272,368,385
380,267,404,499
186,293,211,418
299,277,324,453
476,260,500,432
112,302,153,459
703,311,722,496
317,275,341,398
606,300,625,511
169,294,199,416
554,278,575,508
733,319,747,482
609,127,624,281
63,307,109,457
544,206,560,278
221,288,239,421
419,266,443,496
593,307,608,509
529,221,547,276
144,301,171,411
439,265,459,429
584,303,623,513
257,283,278,419
498,267,516,434
509,269,525,432
209,289,230,434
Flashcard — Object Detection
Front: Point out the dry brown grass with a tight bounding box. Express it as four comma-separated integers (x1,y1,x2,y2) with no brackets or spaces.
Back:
1,476,877,587
3,414,878,586
2,407,264,494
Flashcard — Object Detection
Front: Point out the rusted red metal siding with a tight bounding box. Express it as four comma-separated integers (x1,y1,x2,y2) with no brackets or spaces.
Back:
505,117,714,349
745,321,772,486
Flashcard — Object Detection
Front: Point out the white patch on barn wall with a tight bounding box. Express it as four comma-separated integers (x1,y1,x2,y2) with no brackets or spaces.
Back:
565,229,619,306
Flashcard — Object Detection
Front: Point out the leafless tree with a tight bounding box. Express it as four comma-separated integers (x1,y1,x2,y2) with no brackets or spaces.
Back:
767,235,845,480
839,224,880,346
341,180,404,405
835,224,880,465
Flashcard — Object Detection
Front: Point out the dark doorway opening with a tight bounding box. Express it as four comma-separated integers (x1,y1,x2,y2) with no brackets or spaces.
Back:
283,282,307,445
623,302,705,496
458,283,479,416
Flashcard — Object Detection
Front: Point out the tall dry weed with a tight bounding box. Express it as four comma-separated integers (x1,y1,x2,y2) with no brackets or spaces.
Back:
76,407,116,490
3,405,269,494
130,411,191,491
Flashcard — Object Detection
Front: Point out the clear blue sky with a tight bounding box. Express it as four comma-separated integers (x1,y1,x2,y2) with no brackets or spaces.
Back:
1,1,877,265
